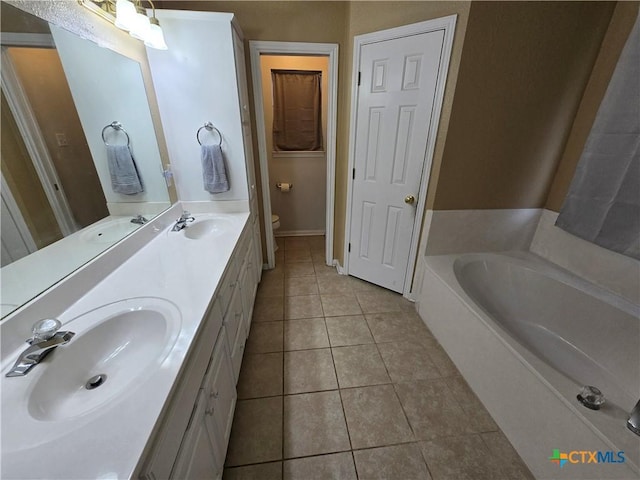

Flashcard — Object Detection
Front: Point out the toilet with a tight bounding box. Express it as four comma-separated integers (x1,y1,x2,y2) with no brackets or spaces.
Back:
271,214,280,251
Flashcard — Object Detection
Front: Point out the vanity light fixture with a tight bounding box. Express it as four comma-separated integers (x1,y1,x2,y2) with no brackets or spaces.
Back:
80,0,168,50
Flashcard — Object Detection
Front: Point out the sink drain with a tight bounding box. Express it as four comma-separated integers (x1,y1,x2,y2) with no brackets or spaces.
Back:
577,385,605,410
85,374,107,390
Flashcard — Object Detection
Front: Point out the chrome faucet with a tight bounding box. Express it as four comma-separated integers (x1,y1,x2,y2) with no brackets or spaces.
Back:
131,214,148,225
628,399,640,436
5,319,74,377
171,211,195,232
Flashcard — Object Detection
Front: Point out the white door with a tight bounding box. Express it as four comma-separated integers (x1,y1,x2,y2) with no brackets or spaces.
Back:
1,175,36,266
348,29,445,293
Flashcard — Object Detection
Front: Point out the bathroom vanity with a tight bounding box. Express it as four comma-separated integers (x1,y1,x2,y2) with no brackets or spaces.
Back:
1,4,263,478
1,205,262,479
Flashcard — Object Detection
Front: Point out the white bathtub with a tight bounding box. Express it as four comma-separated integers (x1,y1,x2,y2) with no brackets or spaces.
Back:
419,252,640,480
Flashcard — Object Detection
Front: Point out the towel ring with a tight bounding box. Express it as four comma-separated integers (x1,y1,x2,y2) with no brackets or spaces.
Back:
101,121,130,147
197,122,223,146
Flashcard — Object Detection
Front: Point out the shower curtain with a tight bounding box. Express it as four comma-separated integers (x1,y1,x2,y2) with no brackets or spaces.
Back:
556,13,640,259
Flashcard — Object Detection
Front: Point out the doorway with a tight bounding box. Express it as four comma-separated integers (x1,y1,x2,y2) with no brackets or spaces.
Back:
344,17,457,297
250,41,338,270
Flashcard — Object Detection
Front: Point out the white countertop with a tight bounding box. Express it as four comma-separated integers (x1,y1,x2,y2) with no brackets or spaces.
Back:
0,206,250,479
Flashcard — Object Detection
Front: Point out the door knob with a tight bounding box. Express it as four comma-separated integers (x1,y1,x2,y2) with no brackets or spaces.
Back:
404,195,416,205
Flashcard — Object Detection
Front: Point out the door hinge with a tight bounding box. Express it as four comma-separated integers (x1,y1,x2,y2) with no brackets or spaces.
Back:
348,243,351,253
357,72,361,86
352,168,355,180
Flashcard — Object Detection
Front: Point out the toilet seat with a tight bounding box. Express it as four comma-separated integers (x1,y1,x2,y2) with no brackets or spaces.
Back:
271,214,280,230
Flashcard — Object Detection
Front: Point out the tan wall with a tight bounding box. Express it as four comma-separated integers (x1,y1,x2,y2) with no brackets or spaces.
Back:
545,1,639,212
431,1,615,210
1,92,62,249
9,47,108,228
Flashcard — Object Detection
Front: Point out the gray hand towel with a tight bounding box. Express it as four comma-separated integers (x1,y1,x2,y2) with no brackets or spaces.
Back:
106,144,144,195
202,144,230,193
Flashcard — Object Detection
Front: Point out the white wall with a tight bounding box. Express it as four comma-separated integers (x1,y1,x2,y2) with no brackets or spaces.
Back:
145,11,249,203
51,25,169,210
260,55,328,234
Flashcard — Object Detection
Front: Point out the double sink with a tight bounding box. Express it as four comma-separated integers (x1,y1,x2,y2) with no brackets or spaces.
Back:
1,213,236,462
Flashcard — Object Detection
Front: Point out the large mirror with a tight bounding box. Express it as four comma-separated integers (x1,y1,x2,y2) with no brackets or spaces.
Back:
1,1,173,318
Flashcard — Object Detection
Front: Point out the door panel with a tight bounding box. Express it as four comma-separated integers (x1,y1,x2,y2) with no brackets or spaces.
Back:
349,30,445,292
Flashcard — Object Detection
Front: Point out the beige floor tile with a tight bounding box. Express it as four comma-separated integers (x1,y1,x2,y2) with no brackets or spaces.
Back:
307,235,326,250
285,262,316,277
237,352,283,399
284,318,330,350
347,276,388,293
226,397,283,466
365,311,433,344
252,296,284,322
311,250,326,263
419,435,504,480
353,443,431,480
284,348,338,394
480,431,536,480
424,342,459,377
275,249,285,264
356,290,415,314
341,385,414,449
321,293,363,317
317,274,353,294
284,452,357,480
284,237,311,250
246,321,283,354
332,344,390,388
285,275,319,296
314,263,338,276
285,248,312,264
285,294,324,320
256,277,285,298
444,376,498,432
325,315,374,346
284,391,351,458
224,462,282,480
377,340,441,383
262,264,284,279
394,379,478,440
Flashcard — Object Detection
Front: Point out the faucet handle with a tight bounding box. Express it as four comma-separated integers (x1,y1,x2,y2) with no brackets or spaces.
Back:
31,318,62,343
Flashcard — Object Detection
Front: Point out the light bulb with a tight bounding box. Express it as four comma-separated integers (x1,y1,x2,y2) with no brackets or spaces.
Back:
144,17,168,50
129,5,151,40
114,0,136,31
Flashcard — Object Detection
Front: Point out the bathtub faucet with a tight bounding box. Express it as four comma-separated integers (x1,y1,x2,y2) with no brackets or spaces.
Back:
628,399,640,436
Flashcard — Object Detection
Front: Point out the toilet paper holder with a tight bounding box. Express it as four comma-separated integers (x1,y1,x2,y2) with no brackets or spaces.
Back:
276,183,293,190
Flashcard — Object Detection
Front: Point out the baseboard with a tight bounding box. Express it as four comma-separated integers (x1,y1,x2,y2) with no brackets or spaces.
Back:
275,230,325,237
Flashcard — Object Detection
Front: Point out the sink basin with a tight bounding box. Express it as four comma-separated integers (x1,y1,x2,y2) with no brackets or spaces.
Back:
80,217,140,244
26,298,181,422
182,217,234,240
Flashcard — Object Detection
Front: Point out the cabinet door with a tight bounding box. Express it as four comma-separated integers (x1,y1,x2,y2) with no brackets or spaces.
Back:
203,328,237,463
171,390,222,480
223,285,244,355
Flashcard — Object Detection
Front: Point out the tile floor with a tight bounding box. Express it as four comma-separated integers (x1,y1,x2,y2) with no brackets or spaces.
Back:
223,236,534,480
